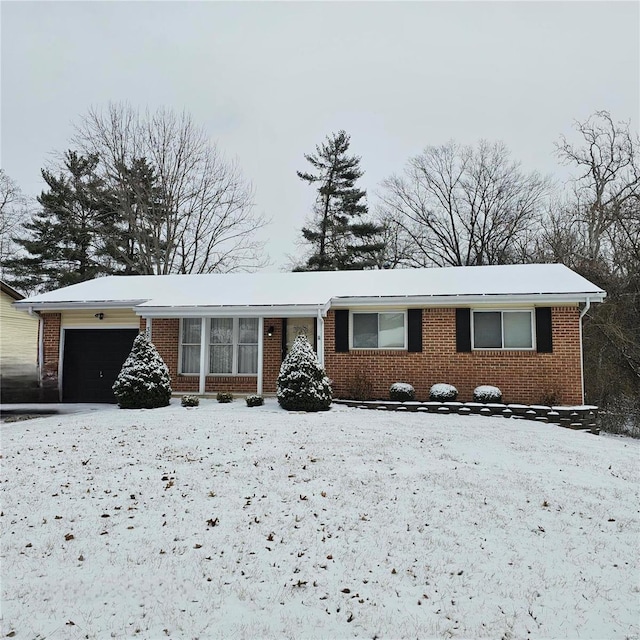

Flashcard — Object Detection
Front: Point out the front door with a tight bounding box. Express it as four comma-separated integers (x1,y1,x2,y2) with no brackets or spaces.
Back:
283,317,316,357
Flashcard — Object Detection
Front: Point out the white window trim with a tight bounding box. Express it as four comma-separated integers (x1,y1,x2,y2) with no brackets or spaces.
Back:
349,310,407,350
179,318,202,375
471,309,536,351
179,317,260,376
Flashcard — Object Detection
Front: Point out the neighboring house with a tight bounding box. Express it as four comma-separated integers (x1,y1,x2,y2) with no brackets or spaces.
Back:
1,280,40,401
14,264,605,405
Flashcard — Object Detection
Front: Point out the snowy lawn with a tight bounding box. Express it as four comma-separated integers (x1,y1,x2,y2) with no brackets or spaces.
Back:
1,399,638,640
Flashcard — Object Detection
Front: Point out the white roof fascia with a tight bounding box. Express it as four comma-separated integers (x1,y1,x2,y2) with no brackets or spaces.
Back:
136,304,329,319
330,292,606,307
13,300,147,313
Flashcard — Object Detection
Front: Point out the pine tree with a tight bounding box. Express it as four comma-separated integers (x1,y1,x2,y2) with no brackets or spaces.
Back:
106,157,171,275
297,130,383,271
6,151,115,293
277,335,332,411
112,333,172,409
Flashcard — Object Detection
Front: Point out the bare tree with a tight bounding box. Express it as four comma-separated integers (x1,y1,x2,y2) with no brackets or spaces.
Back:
377,140,549,267
554,110,640,273
0,170,30,267
540,112,640,420
72,103,269,274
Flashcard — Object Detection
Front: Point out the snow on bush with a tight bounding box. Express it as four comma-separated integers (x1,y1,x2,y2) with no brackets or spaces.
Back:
277,334,332,412
112,333,172,409
181,394,199,407
389,382,415,402
246,394,264,407
473,385,503,403
429,383,458,402
217,392,233,403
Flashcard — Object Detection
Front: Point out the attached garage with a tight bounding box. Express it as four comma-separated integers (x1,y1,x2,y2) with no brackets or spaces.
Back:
62,329,139,402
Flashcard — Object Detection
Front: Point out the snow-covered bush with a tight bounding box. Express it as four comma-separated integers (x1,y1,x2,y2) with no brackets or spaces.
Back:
473,385,503,403
389,382,415,402
181,394,199,407
112,333,172,409
217,392,233,403
277,334,332,412
429,383,458,402
246,394,264,407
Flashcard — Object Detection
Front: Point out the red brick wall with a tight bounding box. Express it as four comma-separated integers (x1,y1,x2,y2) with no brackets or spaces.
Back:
263,318,284,394
40,309,583,405
41,312,61,393
324,307,583,405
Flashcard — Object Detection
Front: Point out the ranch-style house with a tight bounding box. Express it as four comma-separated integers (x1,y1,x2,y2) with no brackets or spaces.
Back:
14,263,605,405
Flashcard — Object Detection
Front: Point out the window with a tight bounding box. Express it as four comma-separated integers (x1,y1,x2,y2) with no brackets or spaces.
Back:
237,318,259,374
352,312,405,349
210,318,234,374
181,318,201,374
472,310,533,349
180,318,259,375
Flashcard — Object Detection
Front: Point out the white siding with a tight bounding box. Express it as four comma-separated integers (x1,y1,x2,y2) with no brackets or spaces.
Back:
61,309,140,328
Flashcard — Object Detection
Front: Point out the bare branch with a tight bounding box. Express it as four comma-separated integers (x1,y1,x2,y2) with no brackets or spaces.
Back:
72,103,269,274
377,140,549,267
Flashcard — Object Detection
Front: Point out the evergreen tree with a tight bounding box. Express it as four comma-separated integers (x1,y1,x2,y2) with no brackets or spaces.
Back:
106,157,171,275
112,333,172,409
277,334,332,411
297,130,383,271
6,151,115,293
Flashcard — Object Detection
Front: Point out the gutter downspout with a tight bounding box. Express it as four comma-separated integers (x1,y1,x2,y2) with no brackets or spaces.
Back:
37,312,44,391
579,297,591,405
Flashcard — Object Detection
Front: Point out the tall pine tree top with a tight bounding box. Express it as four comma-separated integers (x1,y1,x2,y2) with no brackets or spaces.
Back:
297,130,383,271
6,151,114,293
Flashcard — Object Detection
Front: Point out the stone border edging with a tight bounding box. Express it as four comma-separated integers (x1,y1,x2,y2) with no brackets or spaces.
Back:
332,399,599,435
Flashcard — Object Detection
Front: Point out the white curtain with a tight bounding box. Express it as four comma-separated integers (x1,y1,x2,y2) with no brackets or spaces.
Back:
181,318,201,374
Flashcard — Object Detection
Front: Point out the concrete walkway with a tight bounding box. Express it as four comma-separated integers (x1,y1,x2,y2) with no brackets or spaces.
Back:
0,403,117,420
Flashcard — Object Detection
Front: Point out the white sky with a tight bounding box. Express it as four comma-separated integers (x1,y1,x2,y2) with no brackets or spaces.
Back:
1,1,638,270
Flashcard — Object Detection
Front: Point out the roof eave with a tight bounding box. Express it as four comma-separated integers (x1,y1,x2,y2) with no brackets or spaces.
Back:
13,300,148,312
330,292,607,307
136,304,328,318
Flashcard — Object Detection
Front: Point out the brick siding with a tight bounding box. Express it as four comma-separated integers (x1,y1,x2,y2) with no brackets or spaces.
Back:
39,308,584,405
324,307,583,405
41,313,61,393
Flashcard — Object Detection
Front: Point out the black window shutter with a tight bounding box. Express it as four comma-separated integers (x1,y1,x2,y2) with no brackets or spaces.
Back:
335,310,349,352
535,307,553,353
407,309,423,352
456,308,472,352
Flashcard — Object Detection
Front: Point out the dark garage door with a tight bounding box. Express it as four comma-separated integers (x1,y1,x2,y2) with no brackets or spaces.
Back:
62,329,139,402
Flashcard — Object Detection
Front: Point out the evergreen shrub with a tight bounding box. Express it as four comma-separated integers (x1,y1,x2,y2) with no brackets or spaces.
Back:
277,335,332,412
181,394,199,407
246,394,264,407
217,392,233,403
429,383,458,402
473,385,503,403
112,333,172,409
389,382,415,401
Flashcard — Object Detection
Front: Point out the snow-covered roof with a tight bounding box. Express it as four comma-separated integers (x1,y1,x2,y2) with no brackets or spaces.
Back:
15,264,606,316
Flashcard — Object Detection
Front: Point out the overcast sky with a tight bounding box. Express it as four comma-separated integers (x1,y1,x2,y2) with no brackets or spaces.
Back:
1,1,638,270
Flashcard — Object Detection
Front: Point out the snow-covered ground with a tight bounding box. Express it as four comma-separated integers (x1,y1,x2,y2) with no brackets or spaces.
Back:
1,399,638,639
